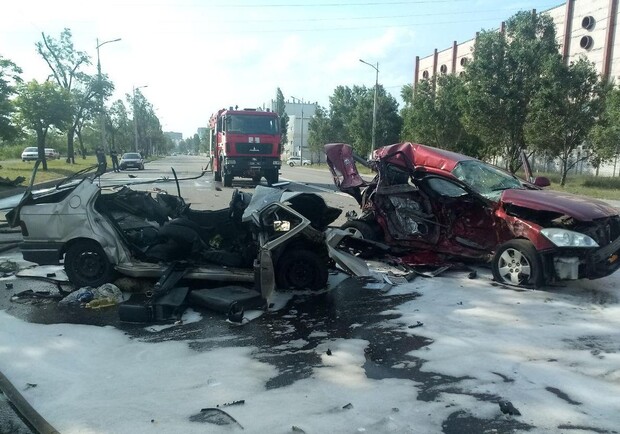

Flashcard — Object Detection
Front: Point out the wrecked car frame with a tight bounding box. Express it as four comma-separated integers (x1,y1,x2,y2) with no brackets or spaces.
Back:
7,162,342,298
325,142,620,287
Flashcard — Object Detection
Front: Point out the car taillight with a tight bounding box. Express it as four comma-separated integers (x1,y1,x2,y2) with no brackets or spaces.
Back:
19,221,29,236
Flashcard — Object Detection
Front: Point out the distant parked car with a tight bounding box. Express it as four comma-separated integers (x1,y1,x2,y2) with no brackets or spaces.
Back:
119,152,145,170
287,156,310,166
21,147,38,161
45,148,60,159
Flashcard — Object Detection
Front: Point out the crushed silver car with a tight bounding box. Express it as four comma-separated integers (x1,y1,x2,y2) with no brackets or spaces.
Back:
7,163,342,298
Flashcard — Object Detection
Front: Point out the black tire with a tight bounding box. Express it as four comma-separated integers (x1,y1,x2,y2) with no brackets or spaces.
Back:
492,239,542,287
214,167,222,182
266,169,279,186
223,173,233,187
341,220,381,241
252,175,262,183
275,249,328,291
139,164,144,170
64,239,117,288
289,162,294,167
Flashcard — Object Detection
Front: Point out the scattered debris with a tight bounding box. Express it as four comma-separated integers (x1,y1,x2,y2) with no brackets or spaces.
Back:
5,283,13,289
24,383,37,390
468,270,478,279
342,403,353,410
0,175,26,187
413,265,452,278
291,426,306,433
326,348,332,356
215,400,245,408
189,408,243,428
408,321,424,329
11,289,63,302
0,260,18,274
59,283,123,307
498,400,521,416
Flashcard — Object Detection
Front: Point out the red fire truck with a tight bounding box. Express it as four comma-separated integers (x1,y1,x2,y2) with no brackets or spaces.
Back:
209,107,282,187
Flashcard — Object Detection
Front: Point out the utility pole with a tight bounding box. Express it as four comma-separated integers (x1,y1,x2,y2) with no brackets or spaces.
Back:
359,59,379,151
96,37,121,153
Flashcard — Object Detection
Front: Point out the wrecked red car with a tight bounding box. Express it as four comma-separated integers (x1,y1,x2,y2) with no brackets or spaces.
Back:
325,142,620,287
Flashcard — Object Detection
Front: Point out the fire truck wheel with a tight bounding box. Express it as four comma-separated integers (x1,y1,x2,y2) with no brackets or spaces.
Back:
266,170,279,186
252,175,262,183
224,173,233,187
214,168,222,182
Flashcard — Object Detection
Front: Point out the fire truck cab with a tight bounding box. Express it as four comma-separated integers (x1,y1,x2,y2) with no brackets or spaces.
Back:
210,108,282,187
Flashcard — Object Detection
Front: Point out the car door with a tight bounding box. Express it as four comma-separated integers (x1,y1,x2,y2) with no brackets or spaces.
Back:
418,176,499,254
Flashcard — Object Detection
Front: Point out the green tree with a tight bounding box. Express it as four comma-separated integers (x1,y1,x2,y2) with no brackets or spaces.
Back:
349,84,401,156
463,11,559,172
36,29,110,163
328,85,361,146
526,58,606,186
15,80,72,170
0,56,23,142
275,88,289,147
589,86,620,176
108,99,132,154
402,76,483,158
307,105,331,159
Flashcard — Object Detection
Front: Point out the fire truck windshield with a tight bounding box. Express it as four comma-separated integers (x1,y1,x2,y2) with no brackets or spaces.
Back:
225,115,279,135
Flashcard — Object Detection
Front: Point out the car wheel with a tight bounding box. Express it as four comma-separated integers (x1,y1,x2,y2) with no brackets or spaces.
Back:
224,173,233,187
275,249,328,291
289,162,294,167
64,239,117,288
139,164,144,170
341,220,381,241
252,175,262,183
492,239,542,287
214,166,222,182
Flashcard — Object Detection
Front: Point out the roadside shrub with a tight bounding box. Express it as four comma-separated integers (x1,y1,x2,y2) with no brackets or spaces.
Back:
0,144,24,160
583,176,620,190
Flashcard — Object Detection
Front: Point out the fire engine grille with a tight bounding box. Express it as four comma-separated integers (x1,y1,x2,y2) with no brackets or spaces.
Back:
235,143,274,154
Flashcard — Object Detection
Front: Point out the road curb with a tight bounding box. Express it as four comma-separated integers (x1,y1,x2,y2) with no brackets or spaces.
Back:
0,370,60,434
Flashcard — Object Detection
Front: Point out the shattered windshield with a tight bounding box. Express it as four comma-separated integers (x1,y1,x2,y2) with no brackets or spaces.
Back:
451,160,523,200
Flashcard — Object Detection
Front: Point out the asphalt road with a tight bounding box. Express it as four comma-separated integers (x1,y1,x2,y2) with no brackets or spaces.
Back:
0,157,545,432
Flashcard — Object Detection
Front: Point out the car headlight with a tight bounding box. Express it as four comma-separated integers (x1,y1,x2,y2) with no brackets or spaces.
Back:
541,228,599,248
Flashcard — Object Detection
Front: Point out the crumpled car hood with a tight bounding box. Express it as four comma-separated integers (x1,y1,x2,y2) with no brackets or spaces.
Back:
501,189,618,221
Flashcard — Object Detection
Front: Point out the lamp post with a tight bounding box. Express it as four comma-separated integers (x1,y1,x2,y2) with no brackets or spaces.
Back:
96,37,121,153
133,85,148,152
291,96,306,163
359,59,379,151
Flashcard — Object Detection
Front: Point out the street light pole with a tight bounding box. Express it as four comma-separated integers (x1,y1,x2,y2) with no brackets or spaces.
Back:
133,85,148,153
291,96,305,163
96,37,121,154
359,59,379,151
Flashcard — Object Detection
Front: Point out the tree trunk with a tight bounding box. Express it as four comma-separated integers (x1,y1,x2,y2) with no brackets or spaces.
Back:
66,127,76,164
560,159,568,187
37,129,48,171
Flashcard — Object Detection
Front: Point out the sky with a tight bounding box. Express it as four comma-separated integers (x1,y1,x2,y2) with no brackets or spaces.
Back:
2,0,563,138
1,251,620,433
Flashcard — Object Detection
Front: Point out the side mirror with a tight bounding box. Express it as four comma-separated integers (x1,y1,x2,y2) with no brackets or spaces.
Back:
534,176,550,187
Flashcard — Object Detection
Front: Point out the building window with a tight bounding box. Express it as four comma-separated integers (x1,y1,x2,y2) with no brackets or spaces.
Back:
440,64,448,74
422,70,429,79
580,35,594,50
582,16,595,30
460,57,468,66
